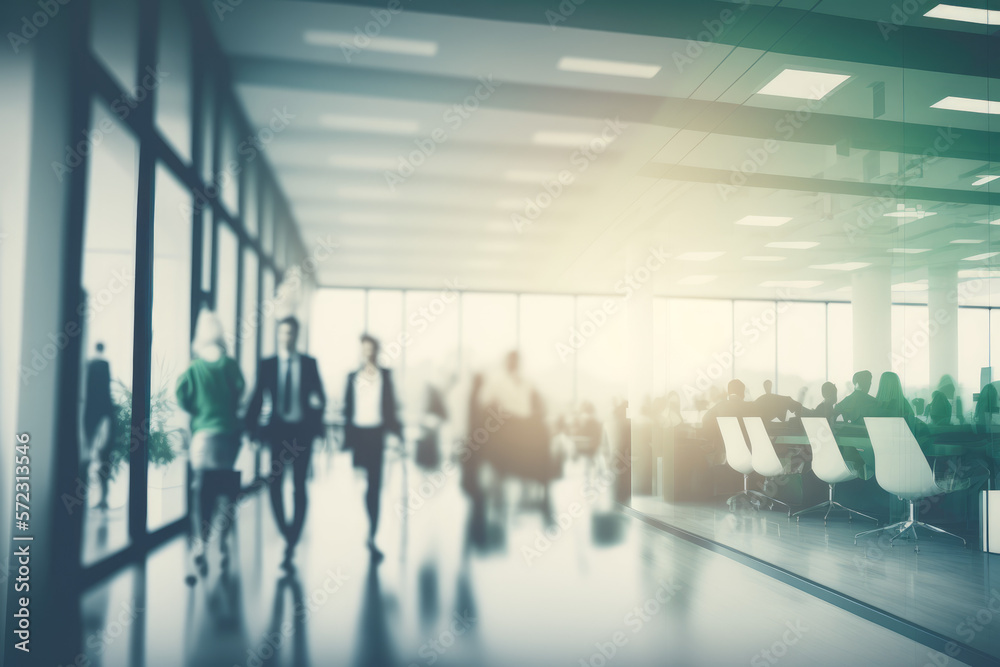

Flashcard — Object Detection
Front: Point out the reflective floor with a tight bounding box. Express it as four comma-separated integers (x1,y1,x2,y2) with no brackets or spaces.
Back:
80,452,967,666
630,493,1000,660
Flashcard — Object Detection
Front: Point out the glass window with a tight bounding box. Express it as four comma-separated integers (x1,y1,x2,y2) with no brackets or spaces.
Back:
261,269,276,358
461,293,517,377
216,222,239,355
367,290,405,371
666,299,733,415
776,302,826,407
519,294,575,415
240,250,259,390
827,302,853,398
155,0,192,163
259,188,274,255
652,298,668,398
218,104,240,215
148,164,192,532
402,290,461,428
574,296,627,419
201,214,213,294
310,289,366,412
732,300,776,402
243,164,259,239
90,0,138,93
198,63,216,184
80,100,139,565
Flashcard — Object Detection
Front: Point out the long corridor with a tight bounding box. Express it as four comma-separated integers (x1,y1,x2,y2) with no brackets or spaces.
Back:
80,451,961,667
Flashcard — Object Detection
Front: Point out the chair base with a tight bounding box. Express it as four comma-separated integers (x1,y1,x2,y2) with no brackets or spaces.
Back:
794,500,878,525
854,519,967,548
725,474,790,516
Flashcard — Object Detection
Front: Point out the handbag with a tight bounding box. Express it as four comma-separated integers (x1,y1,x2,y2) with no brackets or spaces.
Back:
415,426,441,469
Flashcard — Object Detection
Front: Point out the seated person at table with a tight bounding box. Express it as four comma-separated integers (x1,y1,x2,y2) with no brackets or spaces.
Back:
753,379,802,422
804,382,837,419
833,370,879,424
701,379,754,464
927,391,952,426
974,383,999,434
873,371,914,419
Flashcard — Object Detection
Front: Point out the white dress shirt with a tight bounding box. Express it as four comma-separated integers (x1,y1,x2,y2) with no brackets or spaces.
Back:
353,368,383,427
277,352,303,423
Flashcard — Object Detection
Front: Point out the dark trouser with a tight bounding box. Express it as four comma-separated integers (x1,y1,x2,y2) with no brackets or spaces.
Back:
352,427,386,538
266,422,315,549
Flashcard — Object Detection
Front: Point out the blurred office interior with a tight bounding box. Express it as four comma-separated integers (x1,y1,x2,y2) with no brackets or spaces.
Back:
3,0,1000,665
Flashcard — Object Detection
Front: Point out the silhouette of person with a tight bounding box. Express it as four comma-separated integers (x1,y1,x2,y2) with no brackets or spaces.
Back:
702,379,754,464
874,371,914,419
805,382,838,419
752,379,802,422
928,391,952,426
245,315,327,570
176,310,245,578
343,333,402,561
833,370,879,424
83,341,115,509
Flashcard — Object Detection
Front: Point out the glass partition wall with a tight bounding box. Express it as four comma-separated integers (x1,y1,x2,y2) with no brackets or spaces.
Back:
76,0,308,575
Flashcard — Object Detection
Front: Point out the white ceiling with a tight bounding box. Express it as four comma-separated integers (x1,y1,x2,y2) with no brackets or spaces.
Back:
206,0,1000,303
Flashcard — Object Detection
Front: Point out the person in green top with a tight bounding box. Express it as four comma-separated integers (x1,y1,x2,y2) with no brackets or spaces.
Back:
176,309,245,579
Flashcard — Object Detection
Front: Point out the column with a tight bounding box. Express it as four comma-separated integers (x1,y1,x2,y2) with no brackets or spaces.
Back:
927,267,959,387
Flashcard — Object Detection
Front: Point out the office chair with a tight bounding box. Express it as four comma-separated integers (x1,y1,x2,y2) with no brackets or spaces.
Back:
718,417,758,511
854,417,969,549
742,417,792,516
794,418,878,525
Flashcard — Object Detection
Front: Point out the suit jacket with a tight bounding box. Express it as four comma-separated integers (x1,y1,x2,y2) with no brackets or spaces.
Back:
343,367,402,446
245,354,326,442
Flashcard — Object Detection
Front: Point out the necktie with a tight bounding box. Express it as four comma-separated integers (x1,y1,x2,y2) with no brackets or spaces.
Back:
283,359,293,416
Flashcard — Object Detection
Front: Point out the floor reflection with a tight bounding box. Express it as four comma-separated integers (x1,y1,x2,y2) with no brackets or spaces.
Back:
79,451,973,667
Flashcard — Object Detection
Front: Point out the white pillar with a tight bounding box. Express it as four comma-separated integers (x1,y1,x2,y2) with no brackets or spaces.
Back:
852,266,892,383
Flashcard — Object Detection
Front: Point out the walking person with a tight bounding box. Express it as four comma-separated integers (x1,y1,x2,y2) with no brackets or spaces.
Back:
245,316,326,571
83,341,115,510
175,310,245,580
343,333,402,562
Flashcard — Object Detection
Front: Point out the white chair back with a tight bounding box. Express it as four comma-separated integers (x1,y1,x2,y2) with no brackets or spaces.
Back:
744,417,785,477
718,417,752,475
863,417,940,500
801,418,855,485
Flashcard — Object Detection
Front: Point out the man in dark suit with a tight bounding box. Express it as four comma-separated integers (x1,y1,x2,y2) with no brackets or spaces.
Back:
245,316,326,569
343,333,402,561
833,370,879,424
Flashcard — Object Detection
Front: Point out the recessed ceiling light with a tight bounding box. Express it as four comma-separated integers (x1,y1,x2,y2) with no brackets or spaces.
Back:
735,215,793,227
924,4,1000,25
532,131,614,147
888,248,930,254
893,282,928,291
975,218,1000,225
963,252,999,261
557,56,661,79
884,206,936,219
319,114,420,135
810,262,871,271
760,280,823,288
766,241,819,249
932,96,1000,115
304,30,439,56
743,255,786,261
678,275,717,285
757,69,851,100
676,251,724,261
973,175,1000,186
951,239,985,244
503,170,556,183
959,269,1000,278
333,186,398,200
328,155,398,170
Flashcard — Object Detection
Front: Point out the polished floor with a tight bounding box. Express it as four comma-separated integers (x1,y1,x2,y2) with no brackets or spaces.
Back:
630,493,1000,661
79,452,970,666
